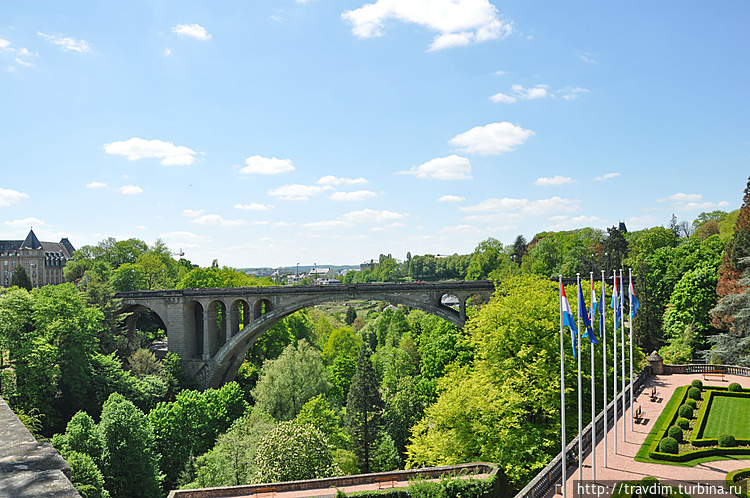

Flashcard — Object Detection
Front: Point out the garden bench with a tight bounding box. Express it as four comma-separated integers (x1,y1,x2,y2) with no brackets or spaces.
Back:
650,387,658,401
703,370,725,381
633,405,643,423
253,487,277,497
375,476,397,490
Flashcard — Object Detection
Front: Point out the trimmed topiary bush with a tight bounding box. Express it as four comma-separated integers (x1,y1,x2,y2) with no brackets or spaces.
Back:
675,417,690,430
640,477,662,498
718,434,737,447
691,379,703,389
659,437,679,454
688,387,702,400
729,383,743,392
668,426,683,443
678,404,694,419
685,398,697,409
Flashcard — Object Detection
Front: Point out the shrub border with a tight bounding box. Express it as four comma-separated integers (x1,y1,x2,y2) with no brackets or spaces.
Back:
725,468,750,498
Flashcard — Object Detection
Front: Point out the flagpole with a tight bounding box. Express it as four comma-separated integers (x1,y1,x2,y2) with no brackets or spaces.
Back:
612,270,618,455
559,276,567,498
589,272,596,482
601,270,607,468
629,268,635,432
576,273,582,485
620,268,626,442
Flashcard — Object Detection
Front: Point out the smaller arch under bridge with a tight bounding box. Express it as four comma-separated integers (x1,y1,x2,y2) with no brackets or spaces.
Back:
116,280,495,390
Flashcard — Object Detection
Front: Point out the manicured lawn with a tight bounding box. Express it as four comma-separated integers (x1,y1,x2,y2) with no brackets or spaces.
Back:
703,395,750,439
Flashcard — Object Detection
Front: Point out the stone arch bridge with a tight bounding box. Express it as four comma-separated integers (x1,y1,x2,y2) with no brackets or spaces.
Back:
116,280,495,389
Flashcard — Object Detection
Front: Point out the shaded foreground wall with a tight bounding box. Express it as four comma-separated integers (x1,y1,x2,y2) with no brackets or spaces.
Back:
0,395,79,498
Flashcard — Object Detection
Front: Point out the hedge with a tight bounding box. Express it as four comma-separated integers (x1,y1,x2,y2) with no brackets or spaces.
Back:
725,468,750,498
691,390,750,447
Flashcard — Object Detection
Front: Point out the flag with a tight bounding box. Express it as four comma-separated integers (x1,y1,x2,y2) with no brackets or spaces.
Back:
630,274,640,318
579,283,598,344
611,276,620,330
590,279,598,330
599,278,606,337
561,285,578,357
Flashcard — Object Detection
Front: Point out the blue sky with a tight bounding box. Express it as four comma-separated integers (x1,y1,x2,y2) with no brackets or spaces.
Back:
1,1,748,268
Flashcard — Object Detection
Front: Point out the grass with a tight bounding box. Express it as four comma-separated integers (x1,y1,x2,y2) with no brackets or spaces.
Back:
703,396,750,439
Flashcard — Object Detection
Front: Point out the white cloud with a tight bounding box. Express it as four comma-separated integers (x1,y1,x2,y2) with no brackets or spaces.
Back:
489,92,516,104
104,137,197,166
190,214,245,226
302,220,354,230
449,122,534,155
342,0,513,51
5,217,46,228
524,196,580,215
183,209,206,218
664,193,703,203
534,175,574,186
438,224,483,234
511,83,549,100
0,39,10,49
38,32,92,53
163,48,172,57
120,185,143,195
329,190,378,201
462,212,522,224
240,156,294,175
86,181,107,189
494,70,507,76
342,209,406,224
14,57,33,67
560,87,590,100
0,187,29,207
580,52,597,64
437,195,465,202
171,24,212,41
317,175,369,186
234,203,274,211
547,215,600,230
398,155,472,180
267,184,333,201
594,172,620,181
460,198,528,212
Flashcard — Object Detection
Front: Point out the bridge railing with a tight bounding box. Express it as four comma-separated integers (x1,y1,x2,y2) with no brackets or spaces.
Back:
514,367,651,498
664,363,750,376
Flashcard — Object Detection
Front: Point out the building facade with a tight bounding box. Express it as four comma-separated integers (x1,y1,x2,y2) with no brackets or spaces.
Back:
0,229,75,288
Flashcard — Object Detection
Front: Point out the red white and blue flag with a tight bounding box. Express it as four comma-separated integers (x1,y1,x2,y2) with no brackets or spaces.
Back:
561,285,578,357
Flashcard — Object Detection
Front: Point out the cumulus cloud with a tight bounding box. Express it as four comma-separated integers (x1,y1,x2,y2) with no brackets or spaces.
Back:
560,87,590,100
183,209,205,218
5,217,46,228
328,190,378,201
342,0,513,51
661,193,703,203
437,195,465,202
190,214,245,226
120,185,143,195
594,172,620,182
317,175,369,186
104,137,197,166
267,184,333,201
38,32,92,53
459,196,580,216
171,24,212,41
341,209,406,224
449,122,534,155
234,203,274,211
534,175,574,186
0,187,29,207
398,155,472,180
240,156,294,175
86,181,107,189
491,84,550,103
489,92,516,104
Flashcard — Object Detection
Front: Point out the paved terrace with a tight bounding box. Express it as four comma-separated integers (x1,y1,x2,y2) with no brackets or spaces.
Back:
561,372,750,498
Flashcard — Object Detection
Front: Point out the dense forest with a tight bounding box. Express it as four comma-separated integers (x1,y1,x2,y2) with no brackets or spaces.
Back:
1,176,749,498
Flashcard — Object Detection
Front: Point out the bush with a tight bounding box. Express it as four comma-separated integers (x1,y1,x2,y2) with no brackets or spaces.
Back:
691,379,703,389
659,437,679,454
719,434,737,447
678,404,694,419
688,387,702,400
675,417,690,430
685,399,697,409
640,477,661,498
729,383,743,392
668,426,683,443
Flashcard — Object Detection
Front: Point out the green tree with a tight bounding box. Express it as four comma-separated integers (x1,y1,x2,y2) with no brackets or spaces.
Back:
346,344,383,473
294,395,349,450
10,265,32,290
99,393,162,498
255,421,336,482
345,305,357,326
110,263,148,292
466,238,507,280
66,451,110,498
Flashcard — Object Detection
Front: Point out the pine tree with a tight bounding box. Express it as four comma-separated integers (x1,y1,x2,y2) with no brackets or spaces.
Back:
346,344,383,473
10,266,33,290
345,305,357,326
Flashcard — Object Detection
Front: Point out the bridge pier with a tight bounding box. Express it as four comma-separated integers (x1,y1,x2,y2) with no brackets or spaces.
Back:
117,281,495,389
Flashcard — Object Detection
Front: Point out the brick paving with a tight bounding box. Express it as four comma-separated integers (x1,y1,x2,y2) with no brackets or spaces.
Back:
562,373,750,498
